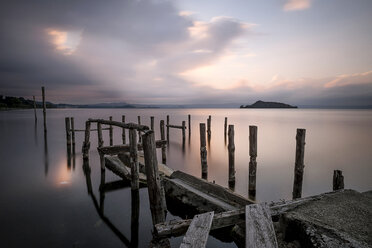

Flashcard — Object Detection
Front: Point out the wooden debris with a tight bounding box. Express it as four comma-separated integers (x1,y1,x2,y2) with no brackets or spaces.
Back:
180,211,214,248
97,140,167,155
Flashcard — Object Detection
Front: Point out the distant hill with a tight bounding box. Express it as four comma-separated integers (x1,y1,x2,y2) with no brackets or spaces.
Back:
240,100,297,109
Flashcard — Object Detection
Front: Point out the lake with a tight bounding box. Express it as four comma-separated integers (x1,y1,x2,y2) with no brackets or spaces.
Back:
1,108,371,247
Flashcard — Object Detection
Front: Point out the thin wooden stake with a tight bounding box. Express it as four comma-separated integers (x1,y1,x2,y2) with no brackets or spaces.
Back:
160,120,167,164
142,131,166,225
82,120,91,159
70,117,75,153
33,95,37,121
182,121,186,144
129,129,139,190
188,114,191,136
228,125,235,185
65,117,71,150
166,115,170,141
42,86,47,132
138,116,142,143
249,126,258,197
292,129,306,199
122,115,126,144
333,170,344,190
200,123,207,179
207,115,211,137
151,116,154,131
109,116,113,146
224,117,227,138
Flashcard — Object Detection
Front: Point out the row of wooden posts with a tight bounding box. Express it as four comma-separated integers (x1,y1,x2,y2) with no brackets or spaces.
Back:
67,114,344,200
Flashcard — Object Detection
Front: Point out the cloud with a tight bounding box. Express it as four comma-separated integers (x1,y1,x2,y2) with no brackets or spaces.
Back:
283,0,312,11
324,71,372,88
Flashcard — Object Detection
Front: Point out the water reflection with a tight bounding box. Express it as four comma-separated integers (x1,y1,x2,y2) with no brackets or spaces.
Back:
43,130,49,176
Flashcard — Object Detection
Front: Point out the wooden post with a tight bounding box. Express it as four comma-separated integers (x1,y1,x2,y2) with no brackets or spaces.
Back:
333,170,344,190
160,120,167,164
200,123,207,179
42,86,47,132
166,115,170,141
151,116,154,131
228,125,235,185
33,95,37,121
182,121,186,144
65,117,71,150
188,114,191,136
109,116,113,146
97,122,104,148
82,120,91,159
207,115,211,137
142,131,166,225
137,116,142,143
122,115,126,144
249,126,258,197
292,129,306,199
129,129,139,190
70,117,75,153
224,117,227,137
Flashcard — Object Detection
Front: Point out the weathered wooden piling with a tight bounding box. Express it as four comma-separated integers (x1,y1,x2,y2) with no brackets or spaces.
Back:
82,120,91,159
97,122,104,148
292,128,306,199
122,115,126,144
180,211,214,248
138,116,142,143
33,96,37,121
188,114,191,136
65,117,71,149
151,116,154,131
160,120,167,164
109,116,113,146
224,117,228,138
333,170,344,190
182,121,186,143
70,117,75,152
129,129,139,190
142,131,166,225
249,126,258,197
200,123,208,179
42,86,46,132
207,115,211,137
228,125,235,185
166,115,170,141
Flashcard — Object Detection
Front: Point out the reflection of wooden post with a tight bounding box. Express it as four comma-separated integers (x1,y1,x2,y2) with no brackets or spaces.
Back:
207,115,211,137
249,126,257,198
142,131,166,225
137,116,142,143
166,115,169,141
109,116,113,146
188,114,191,136
228,125,235,185
82,121,91,159
129,129,139,190
65,117,71,150
292,129,306,199
70,117,75,153
42,86,47,132
122,115,126,144
151,116,154,131
131,188,140,247
33,96,37,121
160,120,166,164
333,170,344,190
97,122,104,147
182,121,186,144
200,123,207,179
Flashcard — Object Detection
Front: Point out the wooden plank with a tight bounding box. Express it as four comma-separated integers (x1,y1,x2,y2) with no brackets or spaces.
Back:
105,156,146,183
166,124,186,129
245,203,278,248
292,128,306,199
74,128,110,132
180,211,214,248
97,140,167,155
88,118,149,131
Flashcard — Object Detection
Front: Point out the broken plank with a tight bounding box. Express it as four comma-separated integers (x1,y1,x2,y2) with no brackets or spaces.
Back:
245,204,278,248
180,211,214,248
105,156,147,183
98,140,166,155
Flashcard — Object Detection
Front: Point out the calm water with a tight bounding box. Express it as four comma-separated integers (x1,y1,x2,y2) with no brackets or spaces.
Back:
1,108,371,247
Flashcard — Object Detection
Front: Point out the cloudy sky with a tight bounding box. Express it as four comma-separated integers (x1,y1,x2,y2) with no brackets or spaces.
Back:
1,0,372,106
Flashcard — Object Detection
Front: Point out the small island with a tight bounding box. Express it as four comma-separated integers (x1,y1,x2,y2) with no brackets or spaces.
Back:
240,100,297,109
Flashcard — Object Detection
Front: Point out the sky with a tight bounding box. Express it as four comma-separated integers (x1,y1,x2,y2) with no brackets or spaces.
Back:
0,0,372,106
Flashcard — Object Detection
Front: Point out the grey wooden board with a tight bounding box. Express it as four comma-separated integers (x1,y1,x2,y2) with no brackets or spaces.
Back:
245,204,278,248
180,211,214,248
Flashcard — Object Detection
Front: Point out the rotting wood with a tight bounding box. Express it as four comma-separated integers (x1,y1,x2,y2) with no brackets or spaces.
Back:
82,120,91,159
249,125,257,197
88,119,149,131
228,125,235,185
74,128,110,132
180,211,214,248
200,123,207,179
33,95,37,121
160,120,167,164
97,122,104,148
151,116,154,131
137,116,142,143
129,129,139,190
42,86,46,132
292,128,306,199
142,131,166,225
122,115,126,144
166,124,186,129
245,203,278,248
97,140,167,155
333,170,344,190
104,156,147,183
109,116,113,146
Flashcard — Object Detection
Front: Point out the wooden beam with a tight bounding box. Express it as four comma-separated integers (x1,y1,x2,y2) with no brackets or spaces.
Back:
88,118,149,131
180,211,214,248
166,124,187,129
245,204,278,248
97,140,167,155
